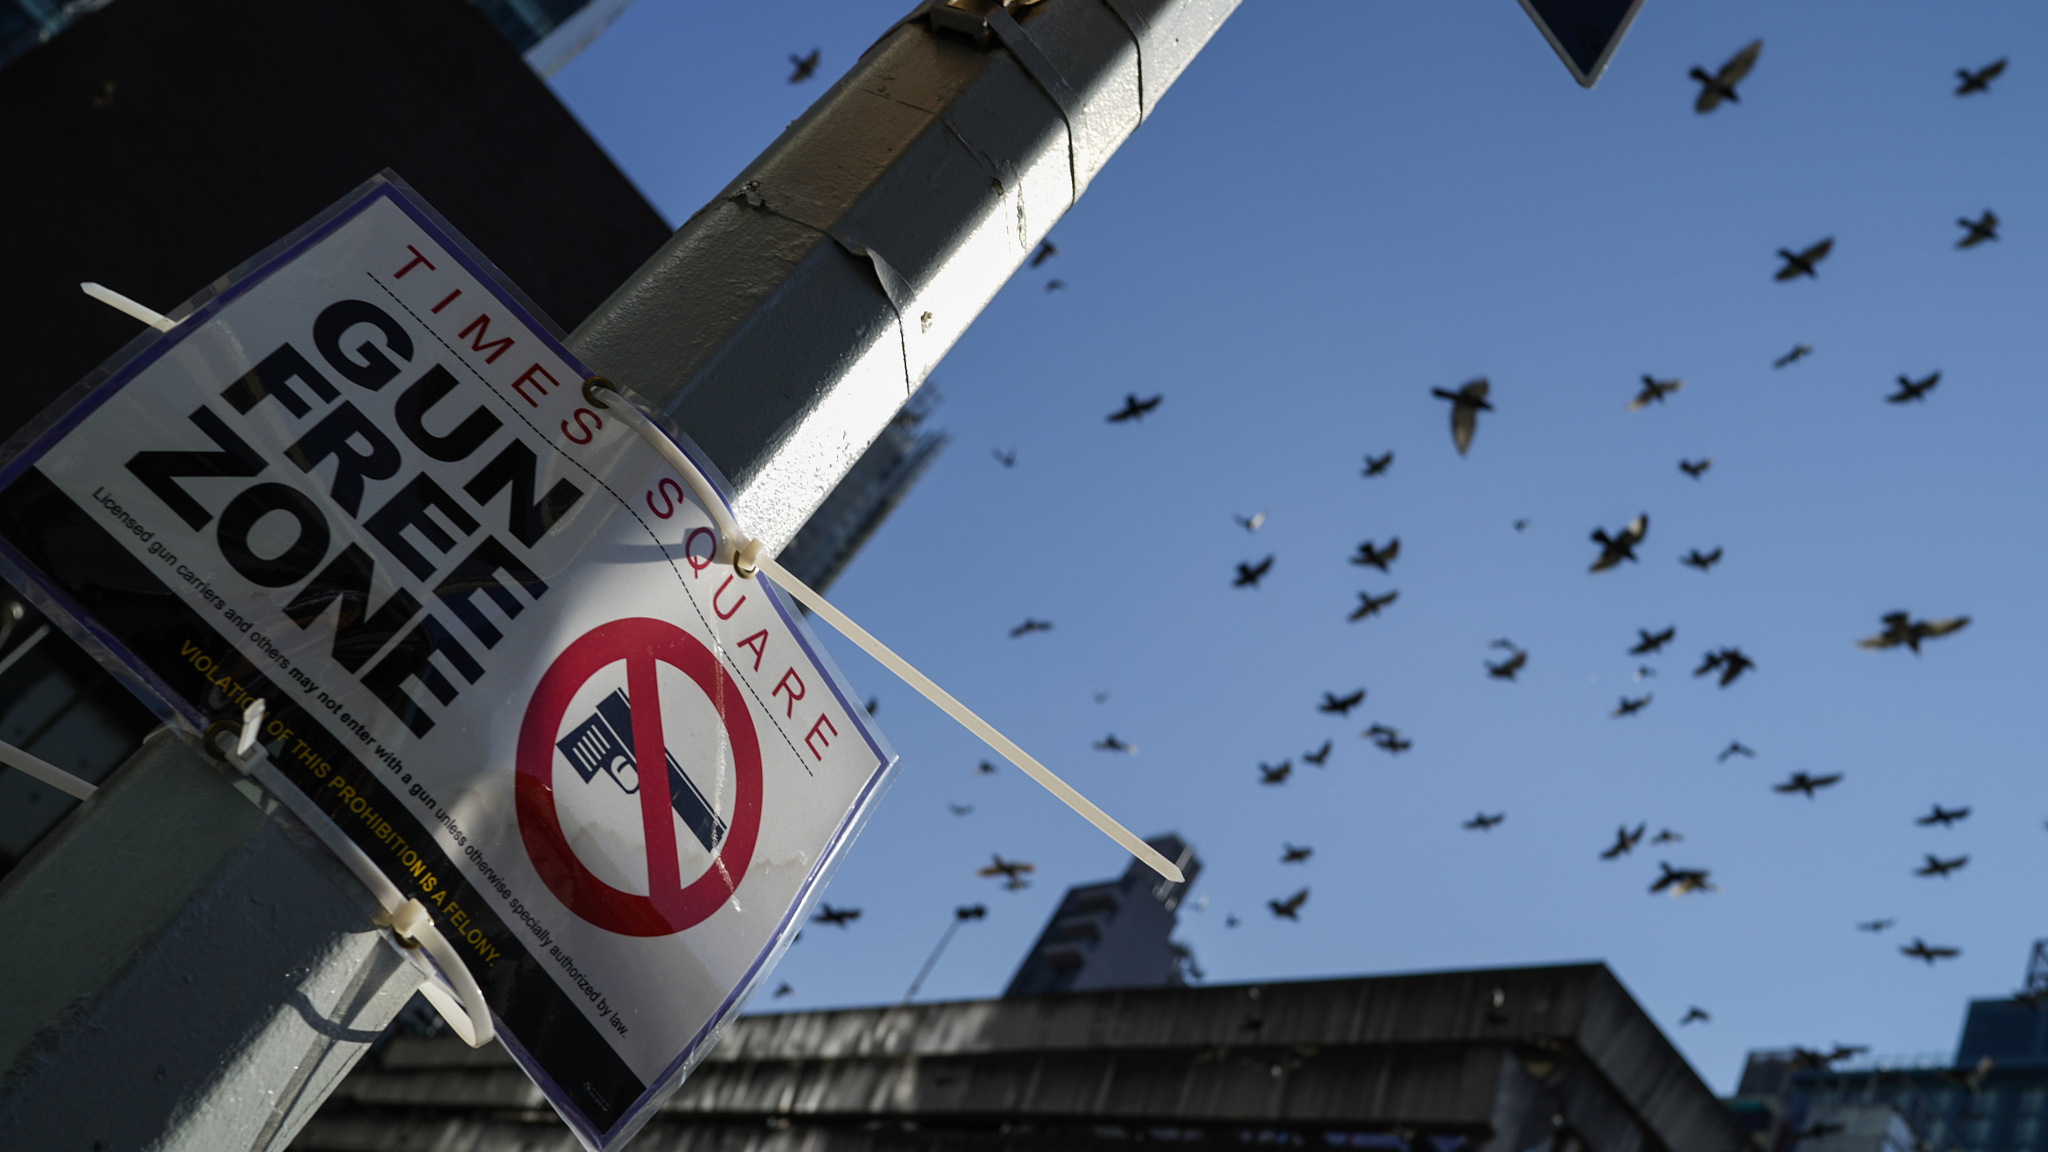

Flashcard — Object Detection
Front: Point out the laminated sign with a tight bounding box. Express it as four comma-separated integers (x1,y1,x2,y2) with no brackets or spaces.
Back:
0,176,896,1149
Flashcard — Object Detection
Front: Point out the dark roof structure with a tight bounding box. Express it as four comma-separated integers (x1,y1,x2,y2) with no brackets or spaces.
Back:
297,964,1750,1152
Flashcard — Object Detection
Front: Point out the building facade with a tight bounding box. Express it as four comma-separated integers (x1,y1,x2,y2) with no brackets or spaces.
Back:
1004,834,1202,997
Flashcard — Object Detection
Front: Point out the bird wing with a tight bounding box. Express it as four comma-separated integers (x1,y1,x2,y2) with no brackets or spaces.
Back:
1815,773,1843,787
1925,616,1969,637
1983,58,2008,81
1857,632,1896,649
1625,515,1648,542
1802,237,1834,263
1719,39,1762,86
1692,69,1724,114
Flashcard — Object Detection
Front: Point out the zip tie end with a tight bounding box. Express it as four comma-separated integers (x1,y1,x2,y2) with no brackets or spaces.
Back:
734,537,765,578
81,282,176,332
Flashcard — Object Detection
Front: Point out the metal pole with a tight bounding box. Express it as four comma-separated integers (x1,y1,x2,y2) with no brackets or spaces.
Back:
0,1,1236,1147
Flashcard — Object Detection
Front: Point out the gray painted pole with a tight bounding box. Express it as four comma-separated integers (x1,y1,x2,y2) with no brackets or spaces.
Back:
0,1,1236,1147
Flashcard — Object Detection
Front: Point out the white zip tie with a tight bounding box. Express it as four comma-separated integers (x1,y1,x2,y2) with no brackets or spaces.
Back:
584,378,1184,885
81,282,176,331
0,738,97,800
0,621,50,679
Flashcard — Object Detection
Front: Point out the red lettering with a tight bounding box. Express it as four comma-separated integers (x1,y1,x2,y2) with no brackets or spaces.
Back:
773,668,806,718
713,574,747,620
736,629,769,672
511,362,558,406
431,289,462,314
459,315,515,364
394,245,436,279
562,408,602,444
646,477,686,519
805,714,838,761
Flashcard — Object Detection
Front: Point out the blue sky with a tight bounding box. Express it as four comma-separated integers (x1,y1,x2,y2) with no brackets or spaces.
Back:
551,0,2047,1092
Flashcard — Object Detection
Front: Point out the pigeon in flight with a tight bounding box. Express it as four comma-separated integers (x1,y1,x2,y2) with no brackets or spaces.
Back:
1259,761,1293,785
977,855,1036,889
1364,723,1411,754
1280,843,1313,864
1858,918,1896,933
1917,804,1971,827
788,49,821,83
1303,740,1332,766
1045,279,1066,292
1349,590,1398,622
1774,771,1844,799
1718,741,1757,763
1650,863,1717,896
1486,648,1527,681
956,904,988,922
1602,824,1647,860
1681,547,1723,572
1695,647,1756,687
1513,519,1528,531
975,760,998,775
947,803,974,816
1350,537,1400,571
1888,372,1940,403
774,982,796,999
1681,1007,1711,1026
1691,39,1762,112
1774,344,1814,368
1590,515,1649,572
1632,665,1657,682
1362,451,1394,477
865,697,879,715
1631,626,1676,655
1679,458,1712,479
1092,689,1112,704
1224,913,1240,929
1956,58,2007,95
1107,393,1162,422
1651,829,1683,845
1093,734,1136,754
814,903,861,926
1030,239,1058,267
1234,510,1268,533
991,448,1017,468
1269,888,1309,920
1903,938,1962,964
1957,210,1999,248
1613,694,1652,718
1915,853,1969,878
1464,812,1505,831
1775,238,1834,281
1629,375,1683,411
1431,379,1492,456
1235,556,1274,588
1320,689,1366,716
1859,612,1970,653
1010,618,1052,638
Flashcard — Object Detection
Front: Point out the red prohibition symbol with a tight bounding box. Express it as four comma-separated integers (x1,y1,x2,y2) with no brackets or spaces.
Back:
516,618,764,937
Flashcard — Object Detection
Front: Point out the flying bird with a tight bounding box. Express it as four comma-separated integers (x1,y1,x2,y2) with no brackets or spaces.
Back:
1774,238,1834,281
1695,647,1756,687
1650,863,1717,896
1362,451,1394,477
1486,648,1527,681
1858,919,1895,933
1234,510,1268,533
1650,829,1683,845
977,855,1036,889
865,697,879,715
1957,210,1999,248
1887,371,1940,403
1903,938,1962,964
1107,393,1161,422
1224,914,1240,929
1956,58,2007,95
1093,734,1136,754
1349,590,1399,621
788,49,820,83
1681,547,1723,572
991,448,1016,468
1859,612,1970,653
1350,537,1400,571
1601,823,1647,860
1774,344,1814,368
1281,843,1313,864
1917,804,1971,827
774,982,795,999
1431,378,1492,456
1679,458,1712,479
1915,854,1969,878
1030,239,1058,267
1629,375,1683,411
1681,1007,1711,1026
1590,515,1649,572
1235,556,1274,588
1613,694,1653,718
1009,618,1052,638
1259,761,1293,786
1718,741,1756,762
1268,888,1309,920
1364,724,1411,754
1690,39,1762,112
1320,689,1367,716
1513,519,1529,531
814,904,861,926
1464,812,1505,831
1092,689,1112,704
1303,740,1333,766
1632,665,1657,682
946,803,974,817
1631,626,1676,655
1045,279,1066,292
1774,771,1843,799
975,760,997,775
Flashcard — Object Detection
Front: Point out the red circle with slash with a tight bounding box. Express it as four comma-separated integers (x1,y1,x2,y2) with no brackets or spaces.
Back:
516,618,763,937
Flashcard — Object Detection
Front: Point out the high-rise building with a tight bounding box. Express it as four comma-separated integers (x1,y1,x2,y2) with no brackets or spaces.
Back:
1004,834,1202,997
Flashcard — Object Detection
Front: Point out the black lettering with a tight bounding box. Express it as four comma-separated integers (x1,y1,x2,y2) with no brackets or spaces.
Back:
365,474,479,580
314,299,413,391
285,543,424,672
283,401,401,516
125,406,267,530
217,483,331,587
463,441,583,548
220,342,339,418
395,364,502,462
361,614,483,737
434,536,547,648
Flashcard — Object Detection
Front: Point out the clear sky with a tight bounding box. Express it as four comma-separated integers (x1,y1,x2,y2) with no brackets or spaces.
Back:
550,0,2048,1093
